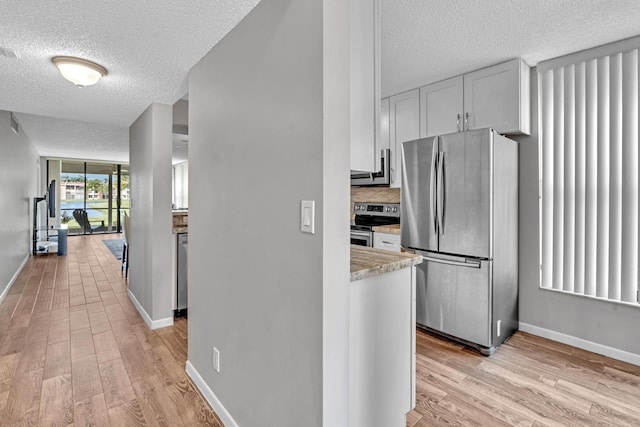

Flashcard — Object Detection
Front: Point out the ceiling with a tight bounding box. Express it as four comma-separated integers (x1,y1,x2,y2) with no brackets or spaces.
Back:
381,0,640,98
2,0,640,163
0,0,261,162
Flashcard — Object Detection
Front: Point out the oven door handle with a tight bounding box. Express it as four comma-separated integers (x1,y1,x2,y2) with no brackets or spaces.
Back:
350,230,372,237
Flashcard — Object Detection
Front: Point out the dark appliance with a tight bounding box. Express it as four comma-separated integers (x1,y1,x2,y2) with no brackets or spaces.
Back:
350,202,400,247
175,233,188,317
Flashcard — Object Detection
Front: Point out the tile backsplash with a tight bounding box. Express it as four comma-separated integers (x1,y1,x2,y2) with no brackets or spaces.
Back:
351,186,400,217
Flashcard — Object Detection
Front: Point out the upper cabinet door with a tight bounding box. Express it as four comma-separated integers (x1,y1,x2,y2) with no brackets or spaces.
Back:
419,76,463,138
380,97,390,151
389,89,420,188
350,0,380,172
463,59,530,135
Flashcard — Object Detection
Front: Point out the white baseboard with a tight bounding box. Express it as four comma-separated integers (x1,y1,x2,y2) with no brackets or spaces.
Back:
186,360,238,427
127,289,173,330
0,254,30,305
519,322,640,367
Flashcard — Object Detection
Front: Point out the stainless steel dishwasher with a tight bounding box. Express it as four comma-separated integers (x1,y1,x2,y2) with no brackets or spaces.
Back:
176,233,188,317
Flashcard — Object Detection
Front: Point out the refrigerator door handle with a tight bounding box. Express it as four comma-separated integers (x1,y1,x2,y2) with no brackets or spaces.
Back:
423,255,481,269
437,151,445,235
430,137,439,234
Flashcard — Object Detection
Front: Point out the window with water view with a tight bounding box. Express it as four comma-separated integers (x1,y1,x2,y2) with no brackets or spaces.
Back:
57,161,130,235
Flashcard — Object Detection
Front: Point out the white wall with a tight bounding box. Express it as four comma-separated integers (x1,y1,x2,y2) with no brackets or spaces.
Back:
515,70,640,358
172,161,188,209
0,111,39,296
129,103,174,325
188,0,350,425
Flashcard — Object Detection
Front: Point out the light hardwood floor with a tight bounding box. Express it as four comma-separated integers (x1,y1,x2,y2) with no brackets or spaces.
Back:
3,234,640,426
407,328,640,426
0,234,222,426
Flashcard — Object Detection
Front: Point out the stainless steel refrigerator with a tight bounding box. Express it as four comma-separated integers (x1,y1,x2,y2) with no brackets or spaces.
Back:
401,128,518,355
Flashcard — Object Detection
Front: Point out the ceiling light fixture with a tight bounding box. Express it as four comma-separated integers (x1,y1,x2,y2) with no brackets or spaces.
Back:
51,56,107,87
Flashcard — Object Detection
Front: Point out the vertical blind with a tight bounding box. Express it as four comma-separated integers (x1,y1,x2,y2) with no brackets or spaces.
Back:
538,37,639,304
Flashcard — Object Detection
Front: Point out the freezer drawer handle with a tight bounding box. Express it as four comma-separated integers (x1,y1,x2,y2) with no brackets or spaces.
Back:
423,256,481,269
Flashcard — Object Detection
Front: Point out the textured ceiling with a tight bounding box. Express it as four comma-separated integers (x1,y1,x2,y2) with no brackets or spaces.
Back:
0,0,260,162
381,0,640,97
2,0,640,162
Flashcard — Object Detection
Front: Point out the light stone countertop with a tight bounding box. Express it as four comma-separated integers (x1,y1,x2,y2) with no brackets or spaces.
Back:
371,224,401,234
350,245,422,282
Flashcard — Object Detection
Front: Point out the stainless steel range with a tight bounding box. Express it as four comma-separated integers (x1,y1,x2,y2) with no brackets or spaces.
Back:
350,202,400,247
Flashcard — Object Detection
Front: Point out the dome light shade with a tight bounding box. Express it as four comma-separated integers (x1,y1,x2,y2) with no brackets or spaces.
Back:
52,56,107,87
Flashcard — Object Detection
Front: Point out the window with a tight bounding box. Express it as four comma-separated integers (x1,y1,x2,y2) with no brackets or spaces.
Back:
538,36,639,304
56,160,130,235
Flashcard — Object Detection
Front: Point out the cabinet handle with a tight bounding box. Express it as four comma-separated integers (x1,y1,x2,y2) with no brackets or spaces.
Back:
456,114,461,132
381,241,395,245
465,112,470,131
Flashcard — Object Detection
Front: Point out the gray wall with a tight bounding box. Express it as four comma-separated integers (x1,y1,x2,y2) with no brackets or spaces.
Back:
188,0,350,425
129,103,174,322
0,111,39,294
172,99,189,134
516,70,640,356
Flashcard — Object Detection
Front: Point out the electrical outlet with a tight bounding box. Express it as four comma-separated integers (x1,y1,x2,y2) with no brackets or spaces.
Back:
213,347,220,373
496,320,502,337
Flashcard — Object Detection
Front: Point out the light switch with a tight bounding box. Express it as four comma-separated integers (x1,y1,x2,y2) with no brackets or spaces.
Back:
301,200,315,234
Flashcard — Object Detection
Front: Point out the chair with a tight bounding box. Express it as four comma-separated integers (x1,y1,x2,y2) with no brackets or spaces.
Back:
72,209,105,234
121,212,130,278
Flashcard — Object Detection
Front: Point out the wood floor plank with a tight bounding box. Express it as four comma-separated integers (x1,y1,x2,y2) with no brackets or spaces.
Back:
89,311,111,335
107,398,147,426
2,368,43,424
15,338,47,375
119,341,154,384
99,358,136,409
94,330,121,365
132,374,184,426
70,328,95,360
165,379,224,427
43,341,71,380
148,345,186,386
48,319,71,345
0,327,27,357
69,309,90,332
71,355,103,402
477,359,593,414
104,303,127,323
74,393,110,427
85,301,105,315
38,374,73,426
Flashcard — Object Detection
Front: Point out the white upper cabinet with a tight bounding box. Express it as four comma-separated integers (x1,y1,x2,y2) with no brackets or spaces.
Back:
350,0,380,172
380,97,390,151
463,59,530,135
418,59,530,138
419,76,463,138
389,89,420,188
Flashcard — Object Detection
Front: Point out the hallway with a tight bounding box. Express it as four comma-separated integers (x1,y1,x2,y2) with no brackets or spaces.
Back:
0,234,221,426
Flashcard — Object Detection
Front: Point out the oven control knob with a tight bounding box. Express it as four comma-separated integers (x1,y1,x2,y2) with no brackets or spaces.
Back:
386,207,391,212
392,207,398,212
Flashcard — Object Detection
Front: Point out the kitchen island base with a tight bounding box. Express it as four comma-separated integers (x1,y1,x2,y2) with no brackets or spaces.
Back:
350,264,417,427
